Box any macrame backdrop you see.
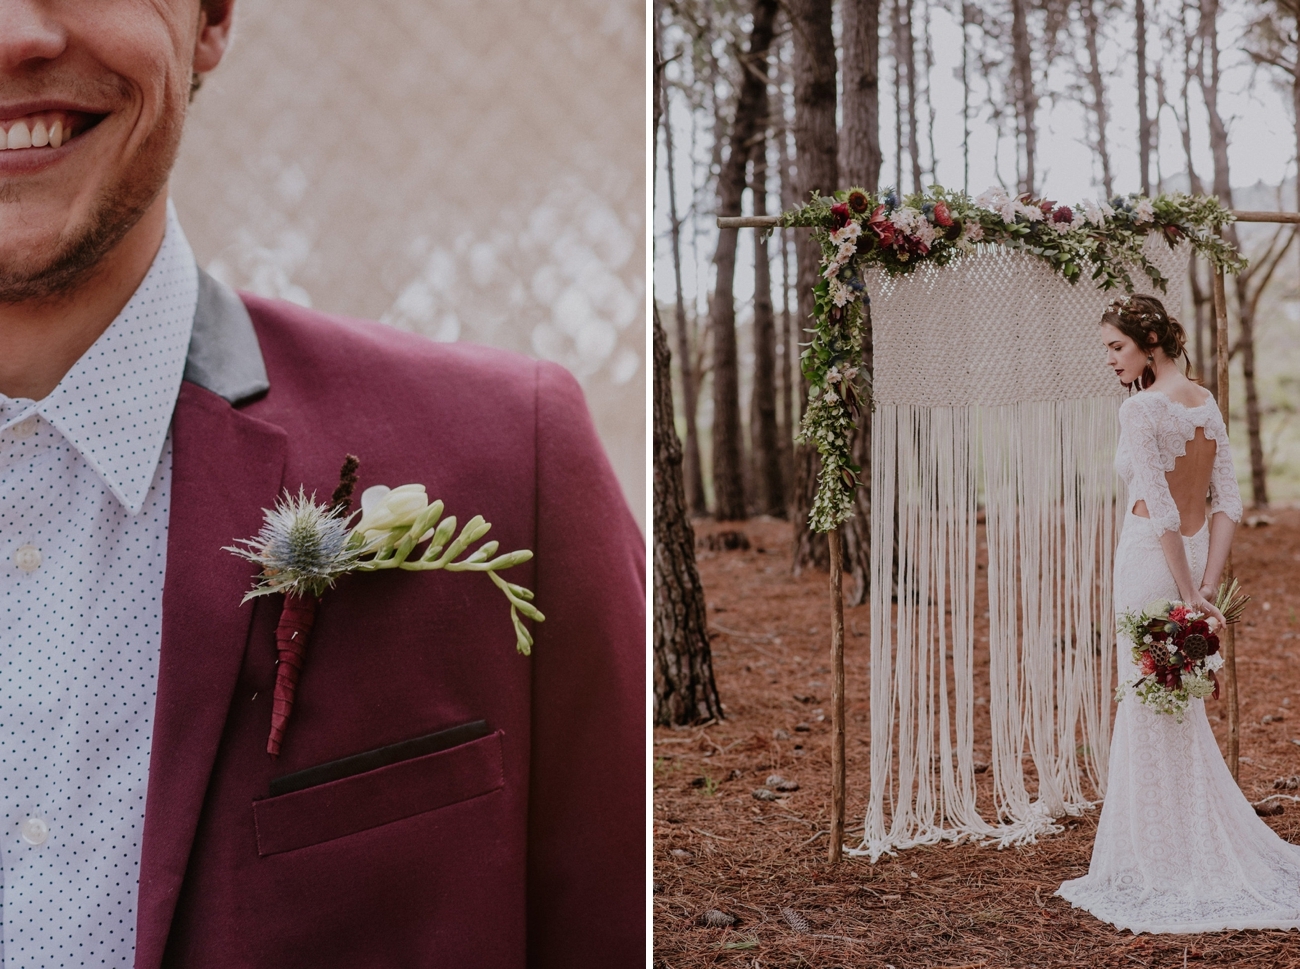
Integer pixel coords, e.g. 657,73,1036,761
853,237,1189,861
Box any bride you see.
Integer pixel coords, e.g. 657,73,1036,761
1057,295,1300,933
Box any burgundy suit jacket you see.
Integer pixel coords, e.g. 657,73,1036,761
134,273,645,967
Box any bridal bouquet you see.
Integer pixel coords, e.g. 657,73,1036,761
1117,580,1250,720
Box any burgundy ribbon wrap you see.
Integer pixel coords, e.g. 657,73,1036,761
268,593,320,757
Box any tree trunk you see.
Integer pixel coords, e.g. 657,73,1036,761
892,0,905,190
707,0,780,521
1201,0,1268,507
789,0,838,571
654,306,724,725
1010,0,1037,194
1081,0,1114,197
659,13,708,515
903,0,922,193
1294,25,1300,286
835,0,880,602
750,108,785,517
840,0,882,189
1233,299,1269,507
777,55,797,502
1136,0,1152,195
961,1,971,191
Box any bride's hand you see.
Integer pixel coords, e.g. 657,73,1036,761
1190,594,1227,630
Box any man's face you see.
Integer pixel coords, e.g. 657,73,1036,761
0,0,229,303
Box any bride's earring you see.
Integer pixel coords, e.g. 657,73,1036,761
1141,352,1156,389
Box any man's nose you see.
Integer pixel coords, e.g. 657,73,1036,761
0,1,67,74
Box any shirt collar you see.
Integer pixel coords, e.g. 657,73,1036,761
26,204,198,515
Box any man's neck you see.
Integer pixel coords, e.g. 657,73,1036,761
0,195,171,402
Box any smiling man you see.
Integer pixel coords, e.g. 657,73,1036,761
0,2,645,967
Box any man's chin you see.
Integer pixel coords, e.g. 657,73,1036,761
0,197,154,305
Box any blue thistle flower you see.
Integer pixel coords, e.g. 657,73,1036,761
227,490,363,601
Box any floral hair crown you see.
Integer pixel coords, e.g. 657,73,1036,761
1108,296,1161,327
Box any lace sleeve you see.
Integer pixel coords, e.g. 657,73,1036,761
1118,399,1181,535
1208,420,1244,523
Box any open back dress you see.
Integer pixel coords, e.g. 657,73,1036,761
1057,388,1300,933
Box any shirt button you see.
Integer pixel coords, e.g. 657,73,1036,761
8,415,37,438
13,545,41,572
20,817,48,846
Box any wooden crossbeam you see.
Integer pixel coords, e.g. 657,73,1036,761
719,210,1300,229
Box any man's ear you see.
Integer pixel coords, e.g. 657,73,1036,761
193,0,234,75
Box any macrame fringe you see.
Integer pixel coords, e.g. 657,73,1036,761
854,399,1121,862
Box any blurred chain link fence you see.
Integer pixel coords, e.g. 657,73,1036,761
172,0,645,527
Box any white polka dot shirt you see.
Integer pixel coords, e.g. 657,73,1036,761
0,206,197,968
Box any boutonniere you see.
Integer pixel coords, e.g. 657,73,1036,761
226,456,543,756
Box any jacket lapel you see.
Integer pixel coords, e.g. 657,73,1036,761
134,280,285,969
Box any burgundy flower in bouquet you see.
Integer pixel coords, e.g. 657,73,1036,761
830,202,851,228
868,206,896,248
1118,581,1250,721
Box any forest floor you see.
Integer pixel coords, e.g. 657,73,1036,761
653,509,1300,969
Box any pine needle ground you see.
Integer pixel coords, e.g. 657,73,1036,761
654,511,1300,969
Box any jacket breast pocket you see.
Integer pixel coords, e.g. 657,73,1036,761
252,729,505,856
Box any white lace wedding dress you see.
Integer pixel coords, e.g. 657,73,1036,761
1057,388,1300,933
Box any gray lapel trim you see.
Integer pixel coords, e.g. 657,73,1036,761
183,268,270,405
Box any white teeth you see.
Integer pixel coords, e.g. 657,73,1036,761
30,120,48,148
49,120,63,148
7,121,31,150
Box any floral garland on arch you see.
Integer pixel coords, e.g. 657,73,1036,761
776,186,1246,532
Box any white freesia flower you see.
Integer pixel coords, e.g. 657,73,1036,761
1205,652,1225,672
1134,198,1156,223
355,483,430,537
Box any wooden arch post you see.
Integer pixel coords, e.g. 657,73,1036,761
1211,209,1300,782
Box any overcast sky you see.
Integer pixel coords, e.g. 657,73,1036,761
654,4,1297,311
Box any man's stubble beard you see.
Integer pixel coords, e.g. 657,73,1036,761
0,93,188,306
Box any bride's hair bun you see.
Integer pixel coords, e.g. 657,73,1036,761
1101,294,1188,363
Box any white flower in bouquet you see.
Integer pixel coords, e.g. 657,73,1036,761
1082,199,1113,225
830,221,861,244
913,219,938,247
1018,200,1045,222
1133,198,1156,223
889,206,923,233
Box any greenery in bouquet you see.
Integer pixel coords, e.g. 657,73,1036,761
1213,576,1252,625
776,185,1245,534
1117,599,1227,721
